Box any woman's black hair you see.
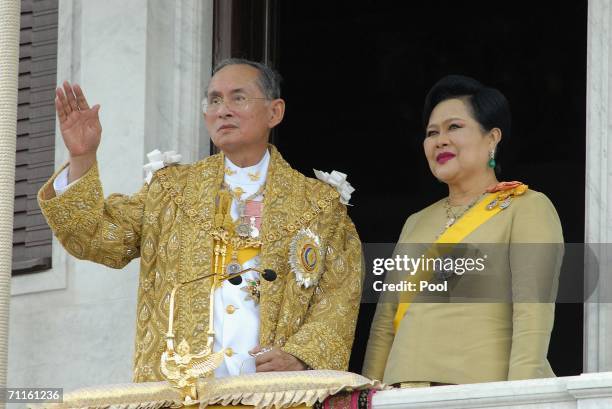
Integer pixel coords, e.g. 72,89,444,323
422,75,511,173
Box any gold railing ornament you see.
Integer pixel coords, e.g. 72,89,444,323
160,267,277,404
160,275,223,403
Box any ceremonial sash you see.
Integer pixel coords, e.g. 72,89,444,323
226,245,260,265
392,192,502,333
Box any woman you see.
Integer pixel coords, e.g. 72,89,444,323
362,75,564,386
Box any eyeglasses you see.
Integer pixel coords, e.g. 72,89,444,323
202,95,268,114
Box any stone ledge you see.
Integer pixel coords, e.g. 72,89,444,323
372,372,612,409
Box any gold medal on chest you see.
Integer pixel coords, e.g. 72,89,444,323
289,228,325,288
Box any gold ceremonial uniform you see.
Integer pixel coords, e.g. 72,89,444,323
38,146,363,382
362,189,563,385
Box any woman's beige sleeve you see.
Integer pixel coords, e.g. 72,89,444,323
508,191,564,380
362,214,419,381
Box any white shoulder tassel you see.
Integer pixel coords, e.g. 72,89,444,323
143,149,182,184
313,169,355,205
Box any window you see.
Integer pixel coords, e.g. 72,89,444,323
13,0,58,275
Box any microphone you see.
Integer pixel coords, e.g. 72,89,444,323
180,268,278,287
228,275,243,285
262,269,277,281
164,267,278,361
226,268,278,286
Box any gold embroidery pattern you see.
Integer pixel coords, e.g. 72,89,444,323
38,146,362,382
248,171,260,181
37,163,144,268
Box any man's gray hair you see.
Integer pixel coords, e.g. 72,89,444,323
212,58,282,99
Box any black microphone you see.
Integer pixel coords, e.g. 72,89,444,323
228,275,243,285
262,269,277,281
226,268,278,285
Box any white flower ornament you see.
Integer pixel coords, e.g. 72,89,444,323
143,149,182,184
313,169,355,205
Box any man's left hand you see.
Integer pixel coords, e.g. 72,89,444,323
250,346,307,372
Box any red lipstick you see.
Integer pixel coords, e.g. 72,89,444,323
436,152,456,164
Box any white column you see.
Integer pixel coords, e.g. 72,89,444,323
585,0,612,374
144,0,212,163
0,0,20,400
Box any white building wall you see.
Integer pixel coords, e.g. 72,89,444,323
7,0,212,392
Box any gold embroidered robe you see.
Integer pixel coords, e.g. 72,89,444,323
38,146,363,382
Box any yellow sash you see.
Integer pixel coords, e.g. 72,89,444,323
391,192,502,333
213,188,261,273
226,245,260,266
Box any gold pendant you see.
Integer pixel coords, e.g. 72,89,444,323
226,251,242,276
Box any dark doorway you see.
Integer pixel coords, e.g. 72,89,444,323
213,0,587,377
275,1,586,377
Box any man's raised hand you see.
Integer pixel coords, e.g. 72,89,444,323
55,81,101,182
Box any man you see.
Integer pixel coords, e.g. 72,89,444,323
38,59,363,382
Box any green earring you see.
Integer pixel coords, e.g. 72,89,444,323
488,150,496,168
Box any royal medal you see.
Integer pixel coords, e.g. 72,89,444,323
241,278,261,304
236,223,251,238
225,251,242,277
226,261,242,276
249,216,260,238
289,228,324,288
499,197,512,210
